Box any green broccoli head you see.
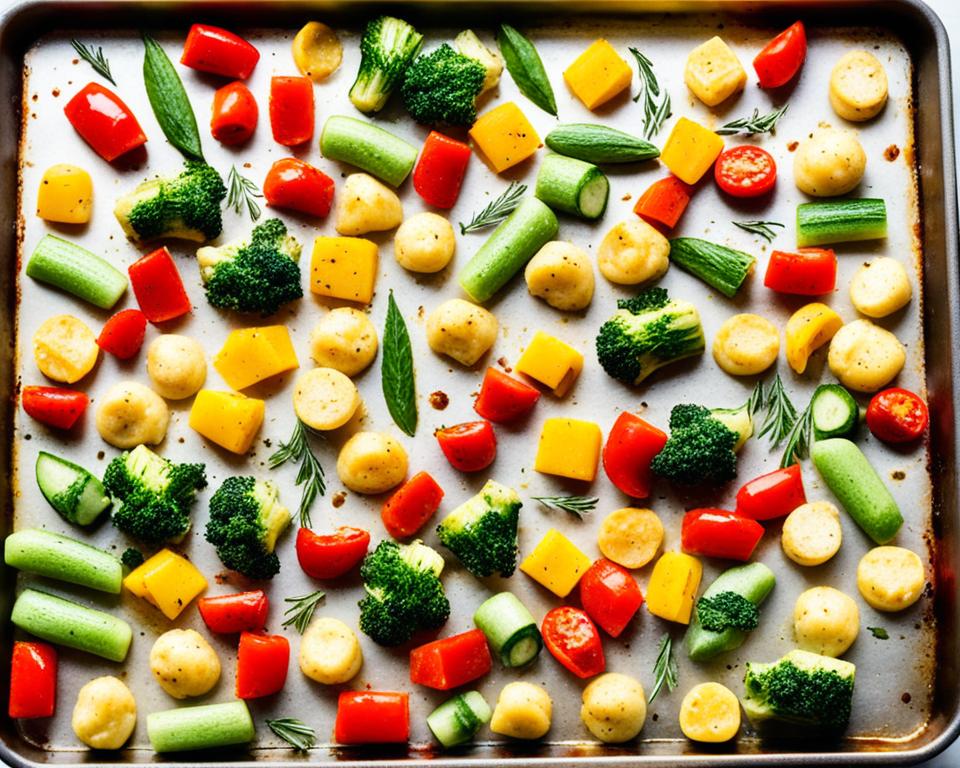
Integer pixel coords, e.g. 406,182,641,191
695,591,759,632
121,547,145,570
359,539,450,646
401,44,487,126
437,480,521,578
743,649,856,731
103,445,207,545
197,218,303,316
349,15,424,113
205,476,292,580
595,287,705,386
114,161,226,243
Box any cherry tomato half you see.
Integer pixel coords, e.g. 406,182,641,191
435,421,496,472
753,21,807,89
714,146,777,198
866,387,929,444
296,526,370,579
541,606,605,679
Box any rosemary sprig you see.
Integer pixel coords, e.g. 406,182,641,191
268,420,325,528
780,398,814,468
460,182,527,234
648,633,678,704
266,718,317,751
734,220,784,243
226,165,263,222
756,374,798,448
717,103,789,136
747,378,766,417
629,48,671,140
281,590,326,634
532,495,599,520
71,39,116,85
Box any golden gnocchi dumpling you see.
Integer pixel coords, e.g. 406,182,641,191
581,673,646,743
793,586,859,657
793,126,866,197
426,298,498,367
678,682,740,743
597,507,663,569
96,380,170,448
827,319,905,392
309,307,378,377
597,219,670,285
336,431,408,494
849,257,912,318
146,335,207,400
394,212,456,273
712,313,780,376
490,681,552,740
830,50,888,122
684,36,746,107
33,314,99,383
857,546,925,612
150,629,221,699
292,21,342,82
293,367,361,431
335,173,403,236
299,617,363,684
781,501,843,566
72,676,136,750
524,241,594,311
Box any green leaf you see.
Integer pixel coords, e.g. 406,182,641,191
497,25,557,116
867,626,890,640
266,718,316,751
382,292,417,436
143,34,203,161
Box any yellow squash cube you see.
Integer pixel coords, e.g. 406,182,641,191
535,418,602,482
189,389,265,454
520,529,593,597
213,325,299,391
469,102,541,174
515,331,583,396
564,39,632,110
37,164,93,224
646,551,703,624
310,236,378,305
123,549,177,606
684,36,746,107
660,117,725,185
124,549,207,620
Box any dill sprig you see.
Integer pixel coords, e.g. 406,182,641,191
756,374,798,448
226,165,263,222
266,718,316,751
717,103,789,136
734,220,784,243
532,495,599,520
648,633,678,704
71,39,116,85
629,48,671,140
460,182,527,234
268,419,325,528
780,399,814,468
281,590,325,634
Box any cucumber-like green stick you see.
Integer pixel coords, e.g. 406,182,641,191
25,234,128,309
147,701,255,752
5,529,122,594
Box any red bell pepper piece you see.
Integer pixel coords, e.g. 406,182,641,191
335,691,409,744
63,82,147,162
270,76,314,147
296,526,370,579
866,387,930,444
197,590,268,634
181,24,260,80
128,247,192,323
735,464,806,521
263,158,335,217
633,176,691,230
473,367,541,423
436,421,496,472
9,641,57,718
413,131,472,209
753,21,807,89
236,632,289,699
541,606,605,679
409,628,492,690
681,509,764,561
210,81,258,145
382,472,444,539
764,248,837,296
602,412,668,499
97,308,147,359
21,386,88,430
579,559,644,638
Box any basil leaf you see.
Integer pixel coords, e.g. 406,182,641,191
497,24,557,116
143,34,203,161
382,292,417,436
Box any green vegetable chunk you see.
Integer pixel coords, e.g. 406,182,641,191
35,451,111,526
668,237,756,298
534,154,609,220
797,199,887,247
320,115,418,187
437,480,521,577
427,691,492,748
381,292,417,437
143,34,203,161
26,235,128,310
5,529,122,594
474,591,542,668
696,592,759,632
349,15,423,114
545,124,660,163
147,701,255,752
810,383,859,440
401,44,486,126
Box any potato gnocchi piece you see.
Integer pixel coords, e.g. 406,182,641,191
597,219,670,286
849,257,912,318
781,501,843,566
336,431,408,495
597,507,663,569
72,676,136,750
857,546,925,612
150,629,221,699
490,681,552,740
292,21,342,82
299,616,363,684
828,319,905,393
793,586,859,658
394,212,456,273
147,335,207,400
793,126,866,197
678,682,740,743
335,173,403,236
829,50,888,122
293,367,361,431
684,36,746,107
96,380,170,448
426,298,498,367
712,313,780,376
524,241,594,311
33,314,99,383
581,673,646,743
309,308,379,377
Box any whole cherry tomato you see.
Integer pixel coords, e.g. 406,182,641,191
211,81,258,145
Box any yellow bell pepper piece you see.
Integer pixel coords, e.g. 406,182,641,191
310,236,378,305
646,551,703,624
213,325,299,391
37,164,93,224
520,529,593,598
785,302,843,374
660,117,724,185
123,549,177,606
189,390,265,454
515,331,583,396
563,39,632,110
124,549,207,619
535,418,602,482
469,102,541,174
684,37,746,107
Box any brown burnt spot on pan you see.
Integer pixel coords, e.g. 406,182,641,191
902,692,912,704
214,572,232,585
428,391,449,410
497,356,511,372
787,140,799,152
50,88,59,98
884,144,901,161
621,193,632,201
332,490,347,508
891,469,906,481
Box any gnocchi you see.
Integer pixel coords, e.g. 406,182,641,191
426,298,498,367
678,682,740,743
293,367,361,431
793,586,859,657
149,629,221,699
712,313,780,376
684,36,746,107
781,501,843,566
597,507,663,569
849,257,912,318
580,673,646,743
292,21,342,82
96,380,170,448
524,241,595,311
335,173,403,236
309,308,378,377
490,681,552,740
829,50,888,122
299,617,363,684
597,219,670,285
336,431,408,494
793,126,866,197
857,546,925,612
394,212,456,273
33,314,99,383
828,319,906,393
146,335,207,400
72,676,137,750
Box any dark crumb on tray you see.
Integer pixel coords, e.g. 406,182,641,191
429,391,449,410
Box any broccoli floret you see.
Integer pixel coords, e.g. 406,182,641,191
437,480,521,577
401,44,487,126
696,591,759,632
359,539,450,646
650,402,754,486
197,218,302,316
103,445,207,545
595,287,706,386
205,476,292,580
454,30,503,94
742,649,856,731
121,547,145,570
349,15,424,114
114,161,226,243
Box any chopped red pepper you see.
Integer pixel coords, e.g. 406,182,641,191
9,641,57,719
715,146,777,198
197,590,268,634
541,606,605,679
296,526,370,580
413,131,472,209
633,176,692,230
236,631,289,699
409,628,492,690
602,412,668,499
436,421,496,472
764,248,837,296
63,82,147,162
210,81,258,145
681,509,764,561
866,387,930,444
21,386,88,430
735,464,806,521
97,308,147,359
579,559,644,638
270,76,314,147
128,247,192,323
382,472,444,539
335,691,409,744
181,24,260,80
473,367,541,423
753,22,807,89
263,158,335,218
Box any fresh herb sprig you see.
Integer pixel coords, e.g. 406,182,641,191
756,374,798,448
226,166,263,222
268,420,325,528
532,495,599,520
868,626,890,640
717,103,789,136
780,398,814,468
497,25,558,116
266,718,317,751
71,40,116,85
734,220,784,243
281,590,326,634
648,633,678,704
382,292,417,436
629,48,671,140
460,182,527,234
